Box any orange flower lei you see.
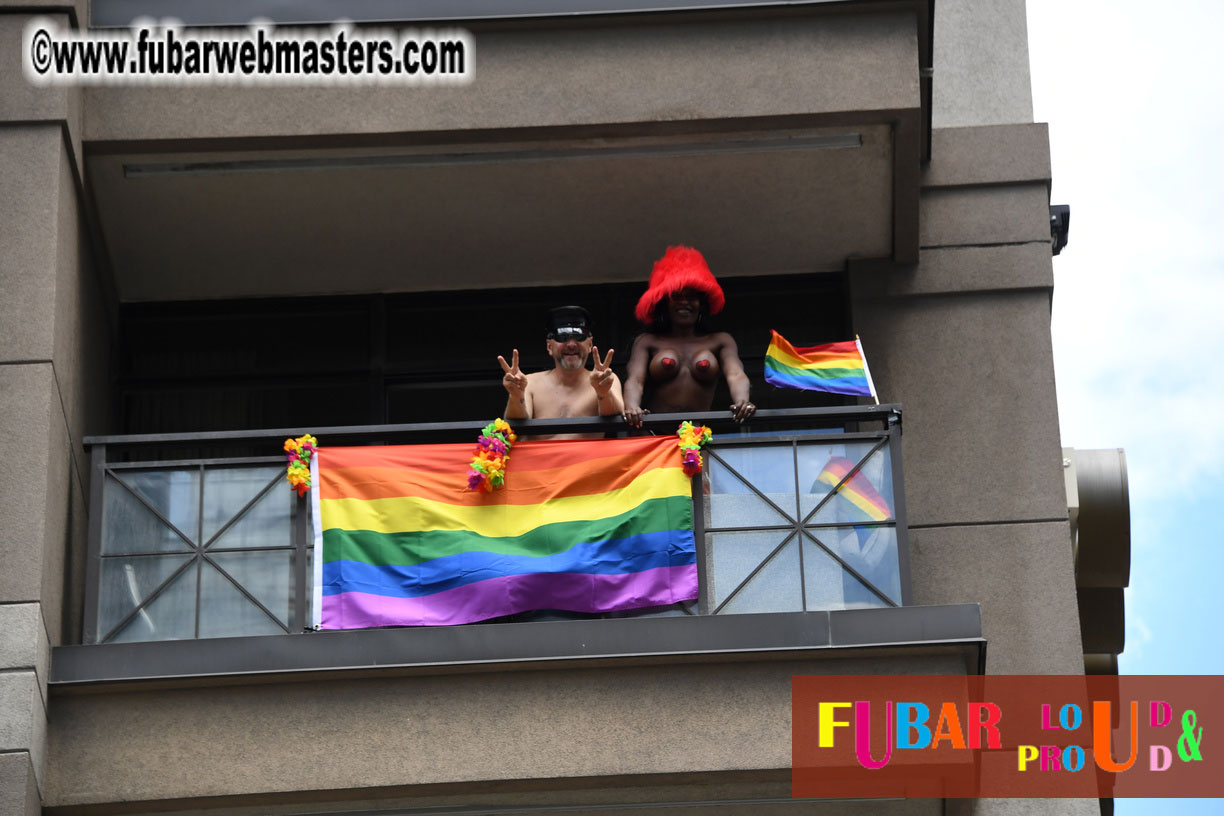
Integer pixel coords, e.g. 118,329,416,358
467,419,516,492
677,421,713,476
284,434,317,496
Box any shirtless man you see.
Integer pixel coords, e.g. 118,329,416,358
498,306,625,439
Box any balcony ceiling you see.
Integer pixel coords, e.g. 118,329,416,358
87,123,897,302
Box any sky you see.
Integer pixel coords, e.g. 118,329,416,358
1026,1,1224,811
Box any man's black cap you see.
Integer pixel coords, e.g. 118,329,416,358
546,306,592,338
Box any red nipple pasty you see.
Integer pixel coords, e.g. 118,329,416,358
649,350,682,381
691,351,720,382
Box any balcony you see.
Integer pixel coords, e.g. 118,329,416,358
57,405,984,685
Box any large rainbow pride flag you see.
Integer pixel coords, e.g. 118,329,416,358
311,436,697,628
763,331,877,398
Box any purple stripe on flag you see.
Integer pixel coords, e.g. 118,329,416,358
320,564,699,628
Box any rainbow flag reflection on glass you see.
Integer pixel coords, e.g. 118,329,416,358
813,456,891,524
813,455,892,550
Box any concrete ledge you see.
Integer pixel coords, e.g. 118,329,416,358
38,771,942,816
850,243,1054,298
51,604,983,687
919,183,1051,248
46,648,975,806
84,11,919,142
91,0,909,27
923,123,1051,189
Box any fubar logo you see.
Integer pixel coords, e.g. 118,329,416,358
792,675,1217,798
815,700,1002,768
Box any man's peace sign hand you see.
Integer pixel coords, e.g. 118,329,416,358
498,349,528,396
589,347,615,396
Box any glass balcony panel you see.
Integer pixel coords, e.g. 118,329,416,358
705,447,795,527
798,444,895,524
201,465,284,545
707,529,793,609
102,473,194,553
708,444,795,494
98,553,193,639
109,564,198,643
209,550,293,626
715,536,802,615
117,468,200,541
207,481,293,551
802,529,899,610
198,561,286,639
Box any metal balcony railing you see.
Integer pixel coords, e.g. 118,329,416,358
82,405,908,644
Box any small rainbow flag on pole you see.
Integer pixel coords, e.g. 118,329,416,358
763,331,877,400
311,436,697,628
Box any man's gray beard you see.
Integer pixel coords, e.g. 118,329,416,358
558,354,586,371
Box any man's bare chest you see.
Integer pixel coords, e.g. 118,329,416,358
533,380,598,418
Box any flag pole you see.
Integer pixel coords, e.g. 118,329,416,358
855,334,880,405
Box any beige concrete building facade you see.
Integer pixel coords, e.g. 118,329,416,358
1,1,1112,814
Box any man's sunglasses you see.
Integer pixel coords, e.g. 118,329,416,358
551,326,590,342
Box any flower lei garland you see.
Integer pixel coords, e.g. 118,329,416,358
284,434,317,496
468,418,516,492
677,421,714,476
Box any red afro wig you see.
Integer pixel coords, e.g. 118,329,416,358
634,246,725,325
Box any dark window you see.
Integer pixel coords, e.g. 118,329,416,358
117,273,850,435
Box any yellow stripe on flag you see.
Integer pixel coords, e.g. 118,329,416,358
319,465,690,537
766,338,864,371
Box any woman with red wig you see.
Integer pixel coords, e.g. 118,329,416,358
622,246,755,427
